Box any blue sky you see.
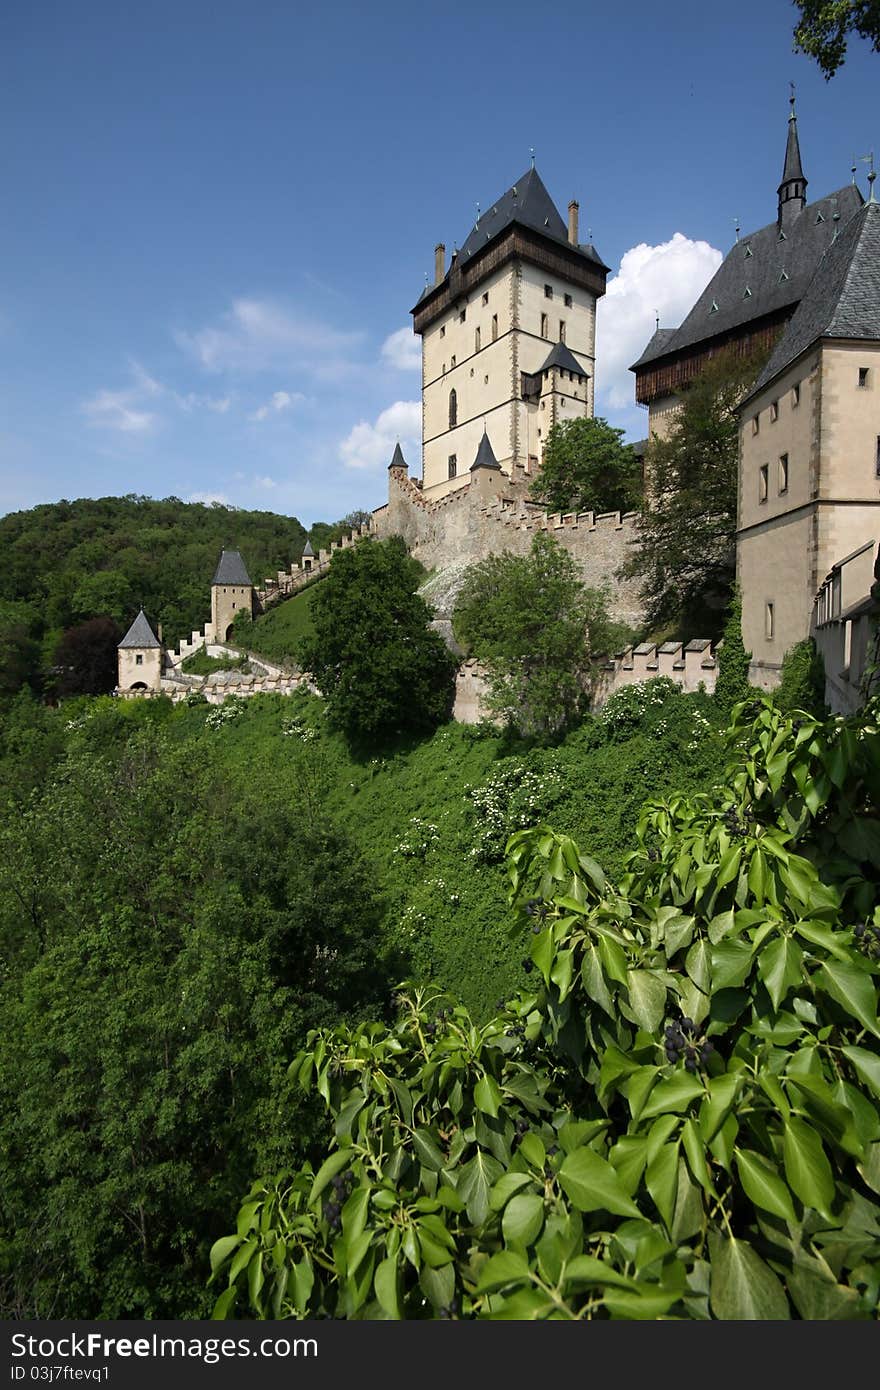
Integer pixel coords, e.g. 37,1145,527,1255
1,1,876,527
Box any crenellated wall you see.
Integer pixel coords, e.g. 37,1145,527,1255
375,463,645,629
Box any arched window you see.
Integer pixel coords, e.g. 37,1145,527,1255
449,388,457,429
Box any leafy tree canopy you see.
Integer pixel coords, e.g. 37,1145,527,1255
453,532,628,739
212,693,880,1321
793,1,880,78
298,536,456,745
624,349,765,641
530,417,643,516
52,617,122,697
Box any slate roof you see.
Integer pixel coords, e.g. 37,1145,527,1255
119,609,161,649
211,549,252,585
631,184,864,370
302,539,315,558
470,431,502,471
538,340,590,377
750,198,880,395
388,441,408,470
455,167,610,273
780,112,806,190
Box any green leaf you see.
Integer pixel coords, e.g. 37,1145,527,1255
735,1148,797,1222
412,1127,445,1172
714,845,742,889
209,1234,241,1277
458,1150,503,1225
815,961,880,1039
710,939,753,990
598,933,629,986
620,1066,659,1122
247,1250,264,1311
787,1263,864,1321
558,1147,640,1218
309,1148,352,1203
581,943,613,1014
681,1117,713,1194
645,1141,679,1229
502,1193,545,1248
639,1071,705,1121
211,1285,237,1319
474,1073,503,1118
840,1045,880,1102
550,948,574,1000
685,938,711,993
490,1172,534,1211
564,1255,637,1290
783,1116,835,1216
699,1073,742,1143
517,1131,546,1170
857,1141,880,1197
374,1256,401,1319
608,1136,649,1194
603,1285,682,1319
475,1248,531,1294
290,1255,314,1313
708,1231,790,1319
419,1262,455,1310
758,936,804,1010
626,969,667,1033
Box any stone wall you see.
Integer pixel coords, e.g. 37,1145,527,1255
376,464,645,629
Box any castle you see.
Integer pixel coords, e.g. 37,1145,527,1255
119,104,880,715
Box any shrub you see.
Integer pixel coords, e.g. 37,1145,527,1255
775,638,827,718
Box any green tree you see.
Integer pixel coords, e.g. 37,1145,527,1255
713,590,753,712
52,617,122,696
0,600,41,696
793,1,880,78
453,532,624,738
298,537,456,745
530,417,642,516
775,637,828,717
624,349,765,640
212,694,880,1321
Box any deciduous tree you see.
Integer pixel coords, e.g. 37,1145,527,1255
793,1,880,78
530,417,642,516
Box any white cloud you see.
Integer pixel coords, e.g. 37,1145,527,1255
254,474,277,489
595,234,723,411
381,326,421,371
189,491,231,506
81,388,157,434
250,389,306,422
339,400,421,471
175,297,364,375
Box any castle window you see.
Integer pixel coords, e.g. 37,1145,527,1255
759,464,769,502
752,415,760,436
564,293,573,307
858,367,869,388
484,374,489,384
778,453,789,494
450,355,456,368
541,313,548,337
459,308,466,323
765,602,775,640
491,314,498,341
135,654,143,666
440,326,445,338
475,327,481,352
559,320,566,343
442,362,446,374
876,437,880,477
448,388,457,429
544,284,553,299
770,400,779,421
482,292,489,306
792,383,800,406
448,454,457,479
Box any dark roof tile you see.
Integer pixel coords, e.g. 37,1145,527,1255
119,609,161,649
212,549,252,585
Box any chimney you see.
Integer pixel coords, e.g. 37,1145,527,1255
434,243,446,285
568,200,579,245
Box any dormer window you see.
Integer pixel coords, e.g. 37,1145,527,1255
778,230,787,241
816,211,825,223
743,287,752,299
779,269,789,283
709,300,719,314
744,243,753,257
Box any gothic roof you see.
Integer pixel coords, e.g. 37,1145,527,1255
779,110,807,193
749,198,880,396
455,167,609,273
119,608,161,649
388,442,407,470
211,549,252,585
538,340,590,377
631,183,864,372
302,539,315,557
470,431,502,471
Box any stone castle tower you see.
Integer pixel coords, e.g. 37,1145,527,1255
210,549,253,642
412,165,609,497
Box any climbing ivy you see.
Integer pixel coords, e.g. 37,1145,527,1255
210,695,880,1319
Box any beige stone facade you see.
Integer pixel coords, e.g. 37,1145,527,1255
211,581,253,643
738,339,880,686
117,643,163,692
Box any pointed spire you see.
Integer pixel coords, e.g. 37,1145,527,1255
388,441,407,471
119,608,161,649
469,429,501,472
778,88,808,227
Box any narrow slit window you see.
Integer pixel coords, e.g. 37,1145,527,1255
540,312,548,337
475,327,481,352
858,367,869,388
759,464,769,502
792,383,800,407
448,454,457,479
765,602,775,640
491,313,498,341
559,320,566,343
778,453,789,494
770,400,779,421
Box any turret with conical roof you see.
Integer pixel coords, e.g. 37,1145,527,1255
210,549,253,642
778,92,808,228
117,608,163,692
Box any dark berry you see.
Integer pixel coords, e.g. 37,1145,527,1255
685,1057,698,1073
522,959,534,973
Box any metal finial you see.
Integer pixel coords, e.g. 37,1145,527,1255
424,272,429,287
789,81,796,115
475,202,480,225
530,147,535,168
654,309,659,330
735,216,740,241
588,226,593,241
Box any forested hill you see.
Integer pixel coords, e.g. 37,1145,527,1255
0,494,312,688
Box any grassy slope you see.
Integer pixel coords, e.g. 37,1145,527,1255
163,682,725,1017
244,585,320,668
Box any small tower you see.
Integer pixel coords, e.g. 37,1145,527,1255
117,609,163,693
468,428,504,498
211,549,253,643
301,539,315,573
778,91,808,228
